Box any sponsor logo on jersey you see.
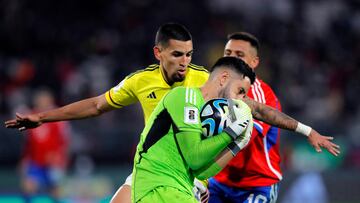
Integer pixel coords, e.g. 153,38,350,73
184,107,198,124
147,91,157,99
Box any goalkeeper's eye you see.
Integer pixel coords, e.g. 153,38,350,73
239,88,245,95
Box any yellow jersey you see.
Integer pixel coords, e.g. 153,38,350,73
105,63,209,123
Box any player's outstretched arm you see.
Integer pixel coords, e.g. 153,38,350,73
242,97,297,130
308,129,340,155
242,97,341,156
5,94,115,131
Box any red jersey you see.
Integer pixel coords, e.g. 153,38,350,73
214,78,282,187
23,121,70,168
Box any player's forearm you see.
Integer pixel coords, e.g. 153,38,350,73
193,161,222,180
243,97,298,131
176,131,232,170
193,146,240,180
38,96,106,123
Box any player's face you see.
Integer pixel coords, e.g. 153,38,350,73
219,73,252,100
156,39,193,84
224,39,259,69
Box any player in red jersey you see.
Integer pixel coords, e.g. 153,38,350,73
208,32,289,203
20,89,70,201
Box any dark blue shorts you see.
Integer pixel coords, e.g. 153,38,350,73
208,178,279,203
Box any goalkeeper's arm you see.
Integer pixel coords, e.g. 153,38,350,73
193,122,253,180
176,99,253,172
177,130,249,179
175,130,233,171
192,147,235,180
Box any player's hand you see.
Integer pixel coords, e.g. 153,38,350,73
227,118,253,155
4,113,42,131
307,129,340,156
193,179,209,203
199,187,209,203
224,99,252,140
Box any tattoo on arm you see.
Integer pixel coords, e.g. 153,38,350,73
243,97,298,131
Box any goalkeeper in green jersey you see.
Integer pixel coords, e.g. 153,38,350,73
132,56,256,203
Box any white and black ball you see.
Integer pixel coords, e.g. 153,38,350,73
200,98,230,138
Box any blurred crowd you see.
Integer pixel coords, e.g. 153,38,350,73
1,0,360,173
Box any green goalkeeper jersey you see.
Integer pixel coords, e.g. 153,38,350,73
132,87,233,202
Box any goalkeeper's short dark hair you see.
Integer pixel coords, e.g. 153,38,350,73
155,23,192,48
210,57,256,84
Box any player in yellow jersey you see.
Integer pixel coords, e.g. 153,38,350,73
105,63,208,123
5,23,340,203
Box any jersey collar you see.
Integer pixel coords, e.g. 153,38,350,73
159,65,187,88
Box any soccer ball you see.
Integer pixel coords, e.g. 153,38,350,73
200,98,230,138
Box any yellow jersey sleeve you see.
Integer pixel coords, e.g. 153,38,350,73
105,75,139,108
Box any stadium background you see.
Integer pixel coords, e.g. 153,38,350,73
0,0,359,202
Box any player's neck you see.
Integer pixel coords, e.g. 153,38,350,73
160,65,174,86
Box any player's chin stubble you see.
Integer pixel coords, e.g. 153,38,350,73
173,74,185,82
218,85,230,99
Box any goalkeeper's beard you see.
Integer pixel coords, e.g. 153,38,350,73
218,85,231,99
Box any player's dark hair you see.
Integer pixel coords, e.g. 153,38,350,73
211,57,256,84
155,23,192,47
227,32,260,54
